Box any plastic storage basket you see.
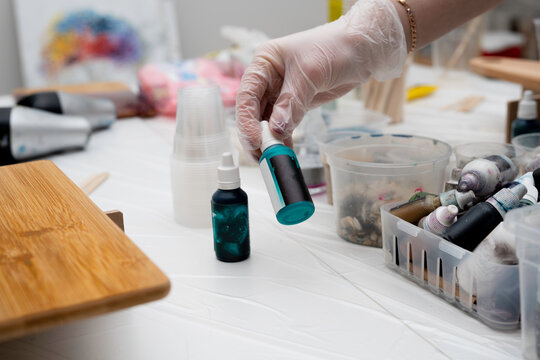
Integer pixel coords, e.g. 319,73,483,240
512,204,540,359
381,201,520,330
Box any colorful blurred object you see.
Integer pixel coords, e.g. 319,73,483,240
406,85,438,101
41,10,142,76
138,59,242,117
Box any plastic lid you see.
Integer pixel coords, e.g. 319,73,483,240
276,201,315,225
517,90,537,120
260,120,282,152
217,152,240,190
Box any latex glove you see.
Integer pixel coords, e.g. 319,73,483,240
236,0,407,156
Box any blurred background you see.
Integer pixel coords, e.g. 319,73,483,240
0,0,538,93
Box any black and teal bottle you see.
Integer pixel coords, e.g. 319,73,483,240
211,152,250,262
258,120,314,225
511,90,539,139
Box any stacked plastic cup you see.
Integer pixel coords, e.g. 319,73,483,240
170,85,232,228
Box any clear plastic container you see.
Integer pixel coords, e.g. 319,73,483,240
327,134,451,247
511,204,540,358
512,133,540,172
381,202,521,330
453,142,525,170
323,108,390,132
317,130,370,204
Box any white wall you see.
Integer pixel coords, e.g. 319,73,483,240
0,0,326,94
0,0,23,94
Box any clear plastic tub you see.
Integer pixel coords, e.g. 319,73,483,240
381,202,520,330
317,130,371,205
453,142,525,169
323,108,390,132
327,134,451,247
512,133,540,173
511,204,540,359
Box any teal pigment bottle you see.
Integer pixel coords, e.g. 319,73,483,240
511,90,539,139
259,121,315,225
211,152,250,262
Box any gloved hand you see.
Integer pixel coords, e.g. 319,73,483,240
236,0,407,157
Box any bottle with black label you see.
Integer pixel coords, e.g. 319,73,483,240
258,121,314,225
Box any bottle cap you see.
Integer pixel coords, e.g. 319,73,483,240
424,205,458,235
217,152,240,190
454,190,475,210
520,175,538,205
517,90,537,120
437,205,459,226
260,120,282,152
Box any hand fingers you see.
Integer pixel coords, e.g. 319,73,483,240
236,42,285,152
268,55,318,140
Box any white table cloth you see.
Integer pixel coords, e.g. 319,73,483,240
0,66,525,359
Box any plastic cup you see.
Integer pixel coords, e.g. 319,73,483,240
170,158,221,228
175,85,226,138
171,85,232,228
323,108,390,132
453,142,525,171
327,134,451,247
512,133,540,172
317,130,370,204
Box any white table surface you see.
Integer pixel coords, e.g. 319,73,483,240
0,67,526,359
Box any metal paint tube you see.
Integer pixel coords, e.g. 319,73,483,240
0,106,91,164
18,91,116,130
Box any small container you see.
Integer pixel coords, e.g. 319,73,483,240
211,152,250,262
512,133,540,172
453,142,524,170
511,90,540,139
327,134,451,247
293,109,327,195
259,121,314,225
381,201,520,330
510,204,540,359
323,107,390,132
317,130,370,205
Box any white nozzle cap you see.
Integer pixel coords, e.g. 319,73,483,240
260,120,282,152
217,152,240,190
520,175,538,205
517,90,537,120
436,205,459,226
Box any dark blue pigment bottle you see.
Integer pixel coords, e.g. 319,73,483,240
511,90,539,139
211,152,250,262
258,120,314,225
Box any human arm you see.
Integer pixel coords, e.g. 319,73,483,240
236,0,506,158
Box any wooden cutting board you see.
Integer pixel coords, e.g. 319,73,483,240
470,57,540,91
0,160,170,342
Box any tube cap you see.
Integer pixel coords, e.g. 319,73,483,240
217,152,240,190
517,90,537,120
276,201,315,225
260,120,282,152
